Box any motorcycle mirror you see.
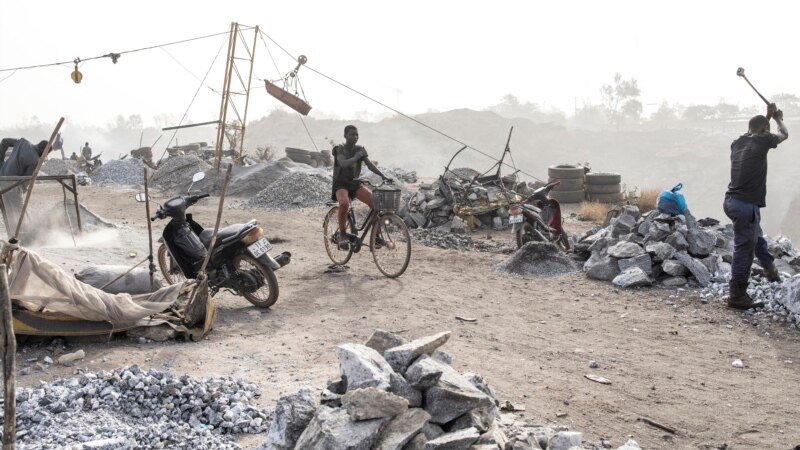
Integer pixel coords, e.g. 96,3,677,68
135,192,148,202
192,172,206,183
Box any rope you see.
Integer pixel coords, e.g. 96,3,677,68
0,27,253,73
299,116,319,152
0,69,18,84
258,32,284,80
159,47,221,94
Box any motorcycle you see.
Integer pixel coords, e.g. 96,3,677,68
83,153,103,173
509,180,570,251
136,172,291,308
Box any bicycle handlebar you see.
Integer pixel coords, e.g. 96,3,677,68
355,178,393,188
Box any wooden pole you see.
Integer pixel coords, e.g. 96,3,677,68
12,117,65,243
198,164,232,275
144,168,155,288
237,25,259,165
214,22,236,170
0,264,17,449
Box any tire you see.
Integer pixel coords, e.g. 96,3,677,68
587,192,625,203
370,213,411,278
585,183,622,194
323,206,353,265
158,244,187,285
549,177,584,191
556,230,571,252
232,253,279,308
585,172,621,185
515,220,548,249
548,164,585,179
550,190,585,203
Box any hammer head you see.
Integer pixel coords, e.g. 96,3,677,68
737,67,745,77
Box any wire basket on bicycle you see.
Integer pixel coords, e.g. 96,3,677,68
373,185,402,212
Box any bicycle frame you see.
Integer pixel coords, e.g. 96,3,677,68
347,207,378,246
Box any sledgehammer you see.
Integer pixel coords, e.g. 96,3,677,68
736,67,770,106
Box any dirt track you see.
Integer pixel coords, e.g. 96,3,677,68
17,185,800,450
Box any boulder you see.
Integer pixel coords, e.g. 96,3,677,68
447,402,497,433
585,255,621,281
366,329,408,354
547,431,583,450
423,360,494,424
295,406,388,450
423,427,480,450
342,387,409,421
646,221,671,242
618,253,653,275
461,373,497,401
673,251,712,287
337,343,396,391
645,242,675,262
606,242,644,259
405,356,444,389
662,260,687,277
390,372,423,407
373,408,431,450
263,388,318,450
611,212,638,237
780,277,800,315
661,276,688,287
612,267,652,288
421,422,445,440
665,232,689,251
701,255,719,275
474,423,509,449
384,331,451,373
403,433,428,450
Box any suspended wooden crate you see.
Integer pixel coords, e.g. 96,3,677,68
265,81,312,116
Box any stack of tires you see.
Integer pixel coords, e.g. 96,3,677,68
285,147,318,167
585,172,623,203
547,164,585,203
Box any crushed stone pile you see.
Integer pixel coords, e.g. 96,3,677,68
41,158,80,176
374,166,418,184
90,158,146,186
187,161,294,197
256,329,636,450
1,365,269,449
573,205,800,327
245,172,331,209
497,242,580,277
411,228,512,253
149,155,211,190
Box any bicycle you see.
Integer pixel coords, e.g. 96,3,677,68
322,179,411,278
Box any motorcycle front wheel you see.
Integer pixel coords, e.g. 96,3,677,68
232,253,279,308
158,244,187,285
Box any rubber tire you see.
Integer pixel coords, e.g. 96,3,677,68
323,206,354,265
370,213,411,278
586,183,622,194
550,190,585,203
585,172,621,185
587,192,625,203
548,164,585,179
158,244,186,285
549,178,584,191
232,253,279,308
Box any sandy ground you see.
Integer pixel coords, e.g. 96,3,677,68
11,185,800,450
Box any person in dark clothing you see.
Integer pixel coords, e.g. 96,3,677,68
0,138,49,234
724,103,788,310
82,142,92,160
331,125,388,250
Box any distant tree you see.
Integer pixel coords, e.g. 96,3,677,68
488,94,566,124
600,73,641,124
572,103,608,129
650,101,680,122
682,105,716,121
715,101,740,120
770,93,800,116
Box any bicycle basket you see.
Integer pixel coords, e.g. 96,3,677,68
373,186,402,212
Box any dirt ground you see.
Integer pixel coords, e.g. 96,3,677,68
12,185,800,450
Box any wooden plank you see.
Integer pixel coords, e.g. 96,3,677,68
1,264,17,449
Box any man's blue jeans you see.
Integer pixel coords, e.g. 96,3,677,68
723,196,774,284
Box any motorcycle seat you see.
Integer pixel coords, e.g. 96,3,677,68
198,223,251,248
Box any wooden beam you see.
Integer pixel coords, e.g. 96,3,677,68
1,264,17,449
161,120,220,131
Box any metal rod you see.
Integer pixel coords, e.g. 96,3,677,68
161,120,220,131
61,182,76,246
72,175,82,232
144,168,155,288
198,164,233,275
214,22,237,170
99,257,148,291
237,24,258,165
1,264,18,449
12,117,65,243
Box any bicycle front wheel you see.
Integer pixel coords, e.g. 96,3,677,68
370,213,411,278
323,206,353,265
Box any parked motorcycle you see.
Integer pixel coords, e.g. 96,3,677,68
83,153,103,173
509,180,570,251
136,172,291,308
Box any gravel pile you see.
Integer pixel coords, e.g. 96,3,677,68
91,158,146,186
497,242,580,277
410,228,512,253
150,155,210,190
380,167,417,184
2,365,269,449
245,172,331,209
42,158,79,176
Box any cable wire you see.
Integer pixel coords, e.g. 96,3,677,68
159,47,221,95
298,115,319,152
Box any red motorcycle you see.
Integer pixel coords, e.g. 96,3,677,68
509,180,570,251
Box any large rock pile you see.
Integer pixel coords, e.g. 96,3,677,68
245,172,332,209
91,158,146,186
1,365,269,449
257,330,630,450
42,158,80,176
150,155,211,190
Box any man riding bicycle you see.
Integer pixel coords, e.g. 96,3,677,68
331,125,389,250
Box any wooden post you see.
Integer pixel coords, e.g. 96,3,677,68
144,168,155,288
0,264,17,449
198,164,232,275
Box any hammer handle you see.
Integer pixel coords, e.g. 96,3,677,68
743,75,770,105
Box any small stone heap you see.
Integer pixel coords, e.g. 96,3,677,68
245,172,332,210
0,365,269,449
91,158,146,186
497,242,580,277
149,155,211,190
257,330,627,450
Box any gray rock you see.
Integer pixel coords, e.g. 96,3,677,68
585,255,621,281
781,277,800,315
530,427,556,449
475,423,509,448
373,408,431,450
421,422,445,440
342,387,409,421
674,251,712,287
405,357,444,389
390,372,423,407
506,432,543,450
618,253,653,275
337,343,397,391
263,388,318,450
366,329,408,354
701,255,720,275
402,433,428,450
662,259,688,276
615,439,642,450
665,232,689,251
662,276,688,287
606,242,645,259
611,212,638,237
461,373,497,401
384,331,451,373
431,351,453,365
423,360,494,424
294,406,388,450
646,221,671,242
423,427,480,450
447,402,497,433
547,431,582,450
612,267,652,288
645,242,675,262
685,213,716,256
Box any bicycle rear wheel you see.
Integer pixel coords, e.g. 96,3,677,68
370,213,411,278
323,206,353,265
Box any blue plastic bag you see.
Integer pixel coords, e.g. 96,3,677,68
657,183,688,215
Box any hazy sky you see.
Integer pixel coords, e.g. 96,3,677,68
2,0,799,129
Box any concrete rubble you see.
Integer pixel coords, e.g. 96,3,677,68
257,329,640,450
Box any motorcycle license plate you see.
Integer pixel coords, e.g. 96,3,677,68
509,214,524,224
247,237,273,258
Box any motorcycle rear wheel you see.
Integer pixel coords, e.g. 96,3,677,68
158,244,187,285
232,253,279,308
